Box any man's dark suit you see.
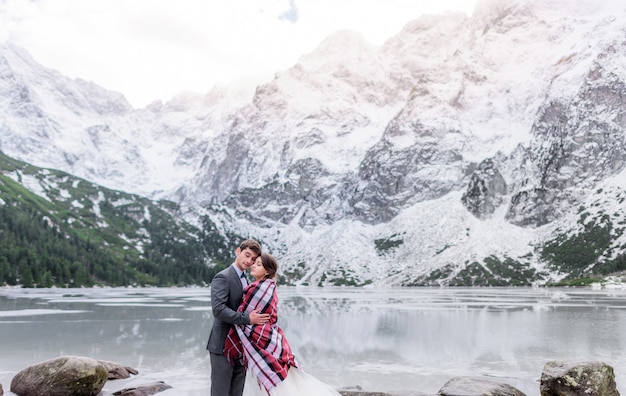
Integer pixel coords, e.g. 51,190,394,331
207,264,250,396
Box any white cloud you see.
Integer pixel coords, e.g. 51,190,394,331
1,0,475,108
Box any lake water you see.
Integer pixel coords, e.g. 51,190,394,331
1,286,625,395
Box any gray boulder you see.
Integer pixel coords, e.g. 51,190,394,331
438,376,526,396
112,381,172,396
540,360,619,396
10,355,108,396
97,360,139,380
340,392,430,396
340,392,393,396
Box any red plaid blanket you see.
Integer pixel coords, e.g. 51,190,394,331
224,278,298,391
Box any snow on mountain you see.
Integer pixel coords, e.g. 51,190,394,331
0,41,253,198
2,0,626,286
196,0,626,285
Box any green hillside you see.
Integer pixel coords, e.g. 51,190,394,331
0,151,237,287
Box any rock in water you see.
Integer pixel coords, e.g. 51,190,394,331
97,360,139,380
112,381,173,396
540,360,619,396
438,376,527,396
10,356,108,396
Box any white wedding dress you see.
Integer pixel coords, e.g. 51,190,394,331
243,366,341,396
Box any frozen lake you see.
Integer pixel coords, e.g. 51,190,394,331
1,286,625,395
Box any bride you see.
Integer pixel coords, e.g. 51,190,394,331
224,253,341,396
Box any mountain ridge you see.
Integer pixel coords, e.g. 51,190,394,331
2,0,626,286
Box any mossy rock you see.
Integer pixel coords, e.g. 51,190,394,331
10,356,108,396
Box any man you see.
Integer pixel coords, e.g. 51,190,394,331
207,239,270,396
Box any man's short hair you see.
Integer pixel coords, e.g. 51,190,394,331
239,239,261,255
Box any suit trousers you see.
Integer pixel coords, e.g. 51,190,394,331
210,352,246,396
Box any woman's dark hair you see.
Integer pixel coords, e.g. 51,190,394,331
260,253,278,280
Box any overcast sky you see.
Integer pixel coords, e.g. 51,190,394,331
1,0,476,108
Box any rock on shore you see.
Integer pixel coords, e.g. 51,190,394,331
97,360,139,380
438,376,526,396
112,381,172,396
540,360,619,396
339,360,620,396
10,356,108,396
5,356,621,396
8,356,171,396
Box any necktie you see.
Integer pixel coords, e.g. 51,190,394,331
240,272,248,287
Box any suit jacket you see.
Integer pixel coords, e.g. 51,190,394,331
207,264,250,354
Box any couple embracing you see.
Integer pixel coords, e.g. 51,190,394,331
206,239,340,396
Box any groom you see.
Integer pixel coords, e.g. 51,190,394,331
207,239,270,396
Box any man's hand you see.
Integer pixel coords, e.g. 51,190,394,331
249,309,270,325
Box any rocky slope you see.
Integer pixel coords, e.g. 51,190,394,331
2,0,626,286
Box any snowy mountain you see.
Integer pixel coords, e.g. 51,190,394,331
2,0,626,286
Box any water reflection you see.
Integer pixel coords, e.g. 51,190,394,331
0,286,625,396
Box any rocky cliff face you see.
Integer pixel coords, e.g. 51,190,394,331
2,0,626,286
506,59,626,227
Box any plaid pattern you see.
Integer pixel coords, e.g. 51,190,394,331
224,279,298,391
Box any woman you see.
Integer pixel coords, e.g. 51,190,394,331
224,253,341,396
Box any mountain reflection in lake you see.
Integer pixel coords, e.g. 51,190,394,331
1,286,625,396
